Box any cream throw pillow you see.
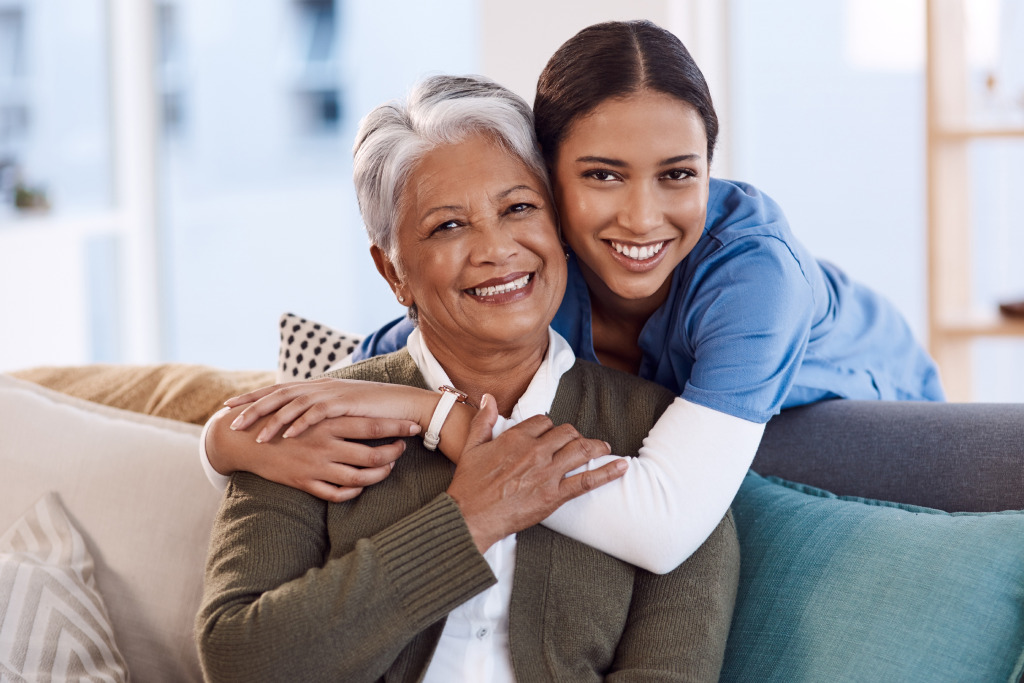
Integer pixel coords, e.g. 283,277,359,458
0,493,128,682
0,374,220,682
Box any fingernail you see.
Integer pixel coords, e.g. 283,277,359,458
409,424,421,435
389,461,396,469
256,429,268,443
480,394,489,410
604,441,611,451
230,415,243,430
615,460,628,472
282,427,294,439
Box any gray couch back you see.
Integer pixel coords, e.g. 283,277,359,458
753,401,1024,512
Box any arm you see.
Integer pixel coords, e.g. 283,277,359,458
541,399,763,574
196,475,494,682
200,380,473,501
607,511,740,681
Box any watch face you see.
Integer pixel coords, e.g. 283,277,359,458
439,385,469,402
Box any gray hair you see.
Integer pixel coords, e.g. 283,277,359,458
352,74,550,262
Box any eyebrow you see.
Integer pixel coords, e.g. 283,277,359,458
496,184,541,200
574,154,703,167
419,185,541,223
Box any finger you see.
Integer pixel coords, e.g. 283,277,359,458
552,436,612,472
252,390,349,442
325,462,395,488
326,439,407,469
287,414,420,441
464,393,498,451
559,459,628,502
232,386,317,432
531,422,587,455
500,413,556,439
224,382,302,408
304,481,365,504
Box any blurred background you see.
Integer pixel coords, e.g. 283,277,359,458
1,0,1022,400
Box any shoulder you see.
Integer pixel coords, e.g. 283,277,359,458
321,349,428,390
702,179,801,255
560,360,675,420
687,180,816,295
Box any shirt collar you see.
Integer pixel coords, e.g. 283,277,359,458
406,327,576,425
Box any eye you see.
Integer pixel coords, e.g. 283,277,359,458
430,220,460,236
582,169,620,182
663,168,696,181
506,202,536,215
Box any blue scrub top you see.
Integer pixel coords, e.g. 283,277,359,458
354,178,945,423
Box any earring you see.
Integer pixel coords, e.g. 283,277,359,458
397,295,405,303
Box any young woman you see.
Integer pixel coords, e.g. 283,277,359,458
208,20,942,574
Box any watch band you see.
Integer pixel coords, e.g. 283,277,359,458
423,384,468,451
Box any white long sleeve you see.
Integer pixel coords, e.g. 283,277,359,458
541,397,764,574
199,407,232,491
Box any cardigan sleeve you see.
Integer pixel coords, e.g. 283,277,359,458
606,511,740,682
196,472,495,682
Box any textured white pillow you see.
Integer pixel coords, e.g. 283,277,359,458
0,493,128,682
276,312,363,383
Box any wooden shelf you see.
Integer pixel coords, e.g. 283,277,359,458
932,126,1024,140
925,0,1024,400
934,314,1024,338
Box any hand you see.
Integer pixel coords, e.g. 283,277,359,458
223,379,430,444
207,406,419,503
447,394,626,553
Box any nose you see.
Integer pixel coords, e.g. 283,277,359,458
469,219,519,265
619,181,663,236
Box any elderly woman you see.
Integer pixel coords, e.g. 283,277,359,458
196,75,738,682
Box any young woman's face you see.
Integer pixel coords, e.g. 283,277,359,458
552,90,710,307
378,132,566,356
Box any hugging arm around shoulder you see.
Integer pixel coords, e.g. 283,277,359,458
196,473,494,683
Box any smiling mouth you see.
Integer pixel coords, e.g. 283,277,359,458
467,273,533,297
608,240,666,261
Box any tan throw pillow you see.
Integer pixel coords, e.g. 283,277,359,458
10,364,275,426
0,493,128,682
276,312,363,383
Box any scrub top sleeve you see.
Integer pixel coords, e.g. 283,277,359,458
352,315,416,361
681,236,815,423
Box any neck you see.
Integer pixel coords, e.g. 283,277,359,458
420,329,548,417
577,260,672,372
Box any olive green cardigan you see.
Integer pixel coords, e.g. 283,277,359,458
197,350,738,682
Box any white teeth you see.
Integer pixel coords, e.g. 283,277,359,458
470,274,531,297
612,241,664,260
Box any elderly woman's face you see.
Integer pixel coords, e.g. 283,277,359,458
382,133,565,354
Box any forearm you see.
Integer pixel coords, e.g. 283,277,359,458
541,398,764,574
197,474,495,682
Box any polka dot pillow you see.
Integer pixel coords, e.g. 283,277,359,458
276,312,364,383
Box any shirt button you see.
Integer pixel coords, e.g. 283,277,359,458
476,628,488,639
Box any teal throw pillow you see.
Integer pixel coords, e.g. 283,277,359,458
722,472,1024,683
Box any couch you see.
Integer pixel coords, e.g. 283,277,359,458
2,360,1024,682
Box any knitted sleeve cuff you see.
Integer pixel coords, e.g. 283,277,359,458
373,493,496,627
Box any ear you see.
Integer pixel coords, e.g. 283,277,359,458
370,245,412,307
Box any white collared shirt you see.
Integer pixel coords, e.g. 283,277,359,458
410,326,574,683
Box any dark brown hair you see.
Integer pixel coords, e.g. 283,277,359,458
534,20,718,166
